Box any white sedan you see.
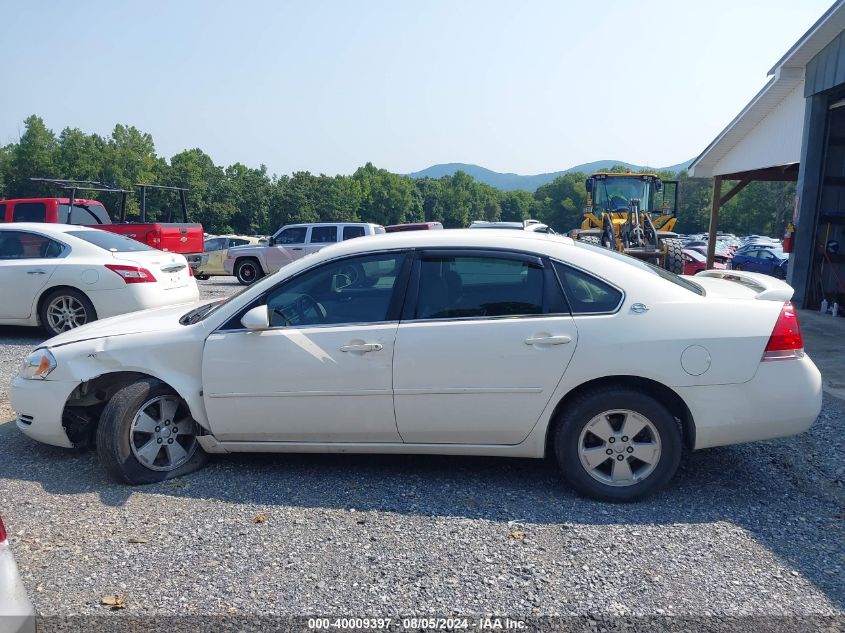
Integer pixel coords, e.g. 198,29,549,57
10,230,821,501
0,223,198,336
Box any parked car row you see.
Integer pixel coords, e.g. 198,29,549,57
676,232,788,280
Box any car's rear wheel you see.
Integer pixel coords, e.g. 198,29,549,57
40,288,97,337
195,274,210,281
96,378,208,484
235,258,264,285
553,387,681,501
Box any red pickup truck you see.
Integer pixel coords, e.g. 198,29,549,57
0,180,204,255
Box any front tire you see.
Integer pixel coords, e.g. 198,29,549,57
660,238,684,274
553,387,681,502
235,258,264,285
39,288,97,337
96,378,208,484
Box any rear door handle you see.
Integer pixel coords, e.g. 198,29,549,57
340,343,384,353
525,335,572,346
27,269,47,275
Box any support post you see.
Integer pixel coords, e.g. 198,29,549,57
706,176,722,269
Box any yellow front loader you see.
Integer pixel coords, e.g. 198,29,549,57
575,172,683,274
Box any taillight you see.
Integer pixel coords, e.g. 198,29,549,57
0,515,6,542
105,264,157,284
188,266,194,277
762,301,804,361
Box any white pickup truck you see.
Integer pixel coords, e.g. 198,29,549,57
224,222,385,284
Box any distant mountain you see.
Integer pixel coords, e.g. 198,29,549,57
405,159,693,192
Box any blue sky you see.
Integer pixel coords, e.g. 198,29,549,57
1,0,833,176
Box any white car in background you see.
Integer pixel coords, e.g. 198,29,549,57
10,230,821,501
0,514,35,633
0,224,198,337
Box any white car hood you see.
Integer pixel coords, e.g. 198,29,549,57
44,302,201,348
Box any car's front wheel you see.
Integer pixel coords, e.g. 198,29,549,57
96,378,208,484
553,387,681,501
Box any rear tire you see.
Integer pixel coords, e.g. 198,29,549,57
235,258,264,285
195,274,210,281
96,378,208,485
553,387,682,502
661,238,684,274
39,288,97,338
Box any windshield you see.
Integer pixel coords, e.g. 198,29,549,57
574,240,705,295
180,284,254,324
593,176,654,212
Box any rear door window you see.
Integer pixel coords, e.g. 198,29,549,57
310,225,338,244
12,202,47,223
0,230,64,259
343,225,366,240
414,254,545,319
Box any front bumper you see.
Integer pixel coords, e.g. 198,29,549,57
10,376,78,448
677,355,823,450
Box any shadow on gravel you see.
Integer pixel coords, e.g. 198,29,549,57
1,396,843,608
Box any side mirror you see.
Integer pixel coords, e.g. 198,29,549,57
585,178,594,193
268,236,276,246
241,305,270,330
655,180,664,193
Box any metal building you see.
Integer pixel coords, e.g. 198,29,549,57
690,0,845,309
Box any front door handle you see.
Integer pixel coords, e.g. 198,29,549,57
525,335,572,346
340,343,384,353
291,247,303,251
27,269,47,275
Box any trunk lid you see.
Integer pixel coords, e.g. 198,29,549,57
110,250,193,289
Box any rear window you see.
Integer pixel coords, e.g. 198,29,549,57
58,203,111,225
573,240,705,296
12,202,47,222
67,230,155,252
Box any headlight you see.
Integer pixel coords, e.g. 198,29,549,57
20,349,57,380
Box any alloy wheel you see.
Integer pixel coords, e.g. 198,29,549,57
577,409,662,487
46,295,88,332
129,395,199,472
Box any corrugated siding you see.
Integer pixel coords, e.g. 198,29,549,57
806,30,845,96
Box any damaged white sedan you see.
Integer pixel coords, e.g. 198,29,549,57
11,230,822,501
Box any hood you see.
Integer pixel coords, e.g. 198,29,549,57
43,301,203,348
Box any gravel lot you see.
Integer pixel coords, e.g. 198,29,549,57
0,278,843,628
